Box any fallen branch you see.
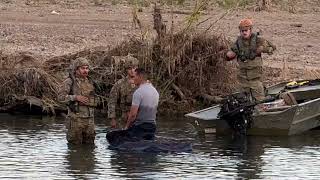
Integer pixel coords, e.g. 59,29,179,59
200,93,224,104
171,83,186,100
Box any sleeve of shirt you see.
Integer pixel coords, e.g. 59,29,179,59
107,81,121,119
230,40,240,56
132,90,142,106
57,78,76,104
257,36,276,54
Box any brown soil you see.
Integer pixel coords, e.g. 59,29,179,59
0,1,319,112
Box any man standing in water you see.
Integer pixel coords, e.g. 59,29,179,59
125,68,159,140
108,57,139,129
58,57,97,144
226,18,276,101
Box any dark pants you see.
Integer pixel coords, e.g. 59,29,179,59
106,123,156,147
127,123,156,141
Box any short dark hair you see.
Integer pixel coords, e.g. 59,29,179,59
134,68,147,79
134,68,145,75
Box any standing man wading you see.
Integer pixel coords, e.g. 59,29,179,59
58,57,97,145
125,68,159,140
226,18,276,101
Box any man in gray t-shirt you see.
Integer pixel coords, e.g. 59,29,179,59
131,82,159,125
125,68,159,140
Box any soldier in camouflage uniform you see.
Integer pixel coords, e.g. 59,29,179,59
226,18,276,101
108,56,139,129
58,57,97,145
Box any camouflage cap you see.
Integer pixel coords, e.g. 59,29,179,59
70,57,90,72
73,57,90,68
123,54,139,69
112,54,139,69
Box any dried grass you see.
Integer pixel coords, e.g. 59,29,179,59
0,5,238,114
0,54,60,113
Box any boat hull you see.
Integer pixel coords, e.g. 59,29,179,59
186,90,320,136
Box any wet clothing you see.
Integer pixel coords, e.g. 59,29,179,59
231,33,276,101
106,127,192,153
127,123,156,141
105,83,191,153
108,76,136,127
58,76,96,144
66,115,95,144
132,83,159,126
106,123,156,147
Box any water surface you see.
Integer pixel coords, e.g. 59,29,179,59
0,113,320,179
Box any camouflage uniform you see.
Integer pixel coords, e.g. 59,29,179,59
108,76,137,128
58,58,97,145
107,55,139,128
231,33,276,101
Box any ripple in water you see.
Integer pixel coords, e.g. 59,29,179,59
0,114,320,179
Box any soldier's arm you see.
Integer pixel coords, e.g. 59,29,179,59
107,81,121,119
57,78,76,103
226,41,239,61
257,37,276,55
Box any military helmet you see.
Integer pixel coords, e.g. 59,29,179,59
239,18,253,30
122,54,139,69
72,57,90,69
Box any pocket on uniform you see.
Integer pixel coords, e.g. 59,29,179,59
246,67,262,80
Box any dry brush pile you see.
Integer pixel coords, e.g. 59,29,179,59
0,6,238,114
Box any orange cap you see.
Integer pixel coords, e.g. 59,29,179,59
239,18,253,29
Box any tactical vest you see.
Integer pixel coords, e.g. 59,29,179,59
68,75,96,117
236,33,259,62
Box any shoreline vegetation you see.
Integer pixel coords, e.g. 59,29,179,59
0,4,237,115
0,0,319,115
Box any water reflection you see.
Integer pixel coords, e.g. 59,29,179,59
0,113,320,179
110,151,162,179
65,144,97,179
225,136,264,179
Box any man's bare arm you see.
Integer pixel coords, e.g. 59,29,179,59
125,105,139,129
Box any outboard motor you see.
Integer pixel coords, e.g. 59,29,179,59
218,92,255,136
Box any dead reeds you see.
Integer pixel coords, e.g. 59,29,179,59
0,4,237,114
0,53,60,113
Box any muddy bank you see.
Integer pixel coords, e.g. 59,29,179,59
0,6,238,115
0,1,319,114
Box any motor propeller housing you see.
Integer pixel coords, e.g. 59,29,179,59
218,92,255,135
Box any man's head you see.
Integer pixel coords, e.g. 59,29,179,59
132,68,147,86
121,54,139,76
239,18,253,39
73,57,90,78
127,65,138,79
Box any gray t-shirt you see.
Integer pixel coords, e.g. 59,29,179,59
132,83,159,125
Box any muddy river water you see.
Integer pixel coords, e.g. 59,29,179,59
0,113,320,179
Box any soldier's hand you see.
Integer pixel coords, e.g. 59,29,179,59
75,95,89,104
226,50,236,61
111,118,117,129
256,46,263,55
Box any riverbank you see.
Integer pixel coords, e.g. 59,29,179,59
0,1,319,114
